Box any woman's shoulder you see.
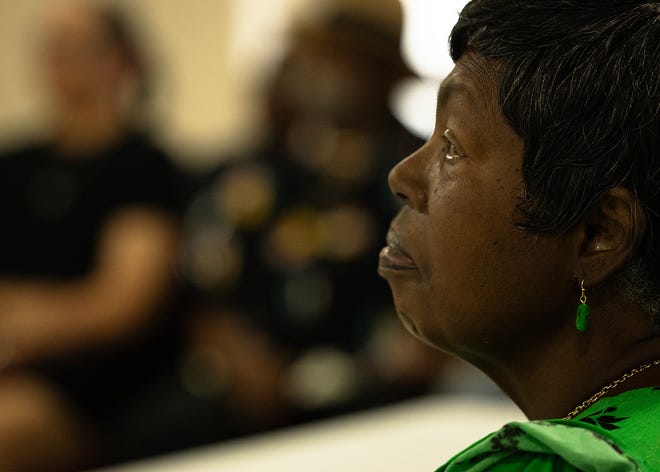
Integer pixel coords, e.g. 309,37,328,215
437,387,659,472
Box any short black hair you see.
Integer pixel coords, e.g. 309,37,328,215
450,0,659,324
95,5,152,105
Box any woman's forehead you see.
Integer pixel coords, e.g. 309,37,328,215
439,52,502,120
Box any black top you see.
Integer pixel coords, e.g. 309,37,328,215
188,141,409,353
0,132,183,430
0,132,180,278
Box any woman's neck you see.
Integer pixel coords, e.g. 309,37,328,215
477,298,660,420
52,102,127,156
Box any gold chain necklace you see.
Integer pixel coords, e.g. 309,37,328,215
565,359,660,420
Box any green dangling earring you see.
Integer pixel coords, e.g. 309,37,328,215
576,279,590,332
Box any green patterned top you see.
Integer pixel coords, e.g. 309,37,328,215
436,387,660,471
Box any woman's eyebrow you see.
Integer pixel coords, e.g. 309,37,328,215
436,79,475,110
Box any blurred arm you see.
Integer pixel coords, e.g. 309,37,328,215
0,208,179,368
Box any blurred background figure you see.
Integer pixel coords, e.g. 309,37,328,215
0,0,492,469
0,1,183,469
177,0,451,442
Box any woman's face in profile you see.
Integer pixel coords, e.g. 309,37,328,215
379,52,577,360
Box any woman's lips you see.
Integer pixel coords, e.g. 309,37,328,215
378,230,417,272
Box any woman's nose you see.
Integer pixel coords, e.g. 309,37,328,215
387,146,428,214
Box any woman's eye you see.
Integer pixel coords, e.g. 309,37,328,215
442,129,465,161
445,142,463,160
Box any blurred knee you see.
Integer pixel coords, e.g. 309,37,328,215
0,373,97,471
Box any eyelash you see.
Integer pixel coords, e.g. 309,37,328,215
442,129,465,161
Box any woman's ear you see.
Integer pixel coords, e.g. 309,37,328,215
575,187,647,285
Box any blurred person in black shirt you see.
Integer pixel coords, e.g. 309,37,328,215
179,1,448,440
0,2,182,469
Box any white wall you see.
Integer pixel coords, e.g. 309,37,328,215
0,0,310,166
0,0,404,167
